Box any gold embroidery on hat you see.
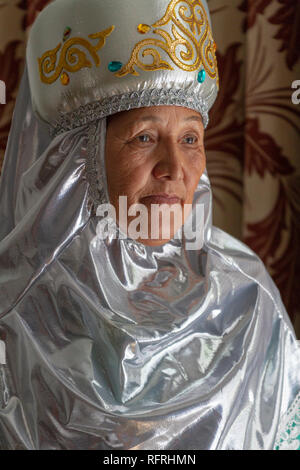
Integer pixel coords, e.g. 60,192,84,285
38,26,115,85
115,0,218,88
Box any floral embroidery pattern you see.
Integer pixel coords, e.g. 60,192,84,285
115,0,218,85
274,392,300,450
38,26,115,85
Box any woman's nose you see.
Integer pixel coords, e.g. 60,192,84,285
152,143,184,181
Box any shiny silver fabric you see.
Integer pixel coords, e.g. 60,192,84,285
0,66,299,450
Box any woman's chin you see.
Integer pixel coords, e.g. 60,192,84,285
135,237,172,247
117,217,183,246
134,225,182,246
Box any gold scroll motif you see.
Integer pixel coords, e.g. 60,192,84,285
38,26,115,84
115,0,219,87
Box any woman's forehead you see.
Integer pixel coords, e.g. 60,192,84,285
107,106,204,127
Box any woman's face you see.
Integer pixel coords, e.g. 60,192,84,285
105,106,206,246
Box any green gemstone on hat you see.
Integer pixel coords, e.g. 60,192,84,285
197,69,206,83
108,61,123,72
63,27,72,41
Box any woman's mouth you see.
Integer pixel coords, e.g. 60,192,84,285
140,194,182,205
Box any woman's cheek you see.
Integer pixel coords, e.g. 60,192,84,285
185,158,202,180
112,167,147,204
190,152,206,175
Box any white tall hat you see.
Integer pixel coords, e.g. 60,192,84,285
26,0,219,135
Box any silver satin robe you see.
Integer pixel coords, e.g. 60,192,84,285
0,66,299,450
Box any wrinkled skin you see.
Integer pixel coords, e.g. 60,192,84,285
105,106,206,246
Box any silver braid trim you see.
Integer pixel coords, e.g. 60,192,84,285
87,121,107,214
50,89,209,137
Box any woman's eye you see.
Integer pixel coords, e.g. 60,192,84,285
183,136,197,145
137,134,151,143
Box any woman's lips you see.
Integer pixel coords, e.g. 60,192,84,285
140,194,182,205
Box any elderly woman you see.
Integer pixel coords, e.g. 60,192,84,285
0,0,299,451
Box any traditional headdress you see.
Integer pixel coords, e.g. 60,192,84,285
26,0,219,135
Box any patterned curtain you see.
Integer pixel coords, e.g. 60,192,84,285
0,0,299,337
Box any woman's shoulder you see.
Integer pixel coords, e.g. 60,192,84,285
207,225,298,337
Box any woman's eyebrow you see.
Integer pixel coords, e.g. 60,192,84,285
137,115,162,122
184,115,203,122
134,114,203,123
